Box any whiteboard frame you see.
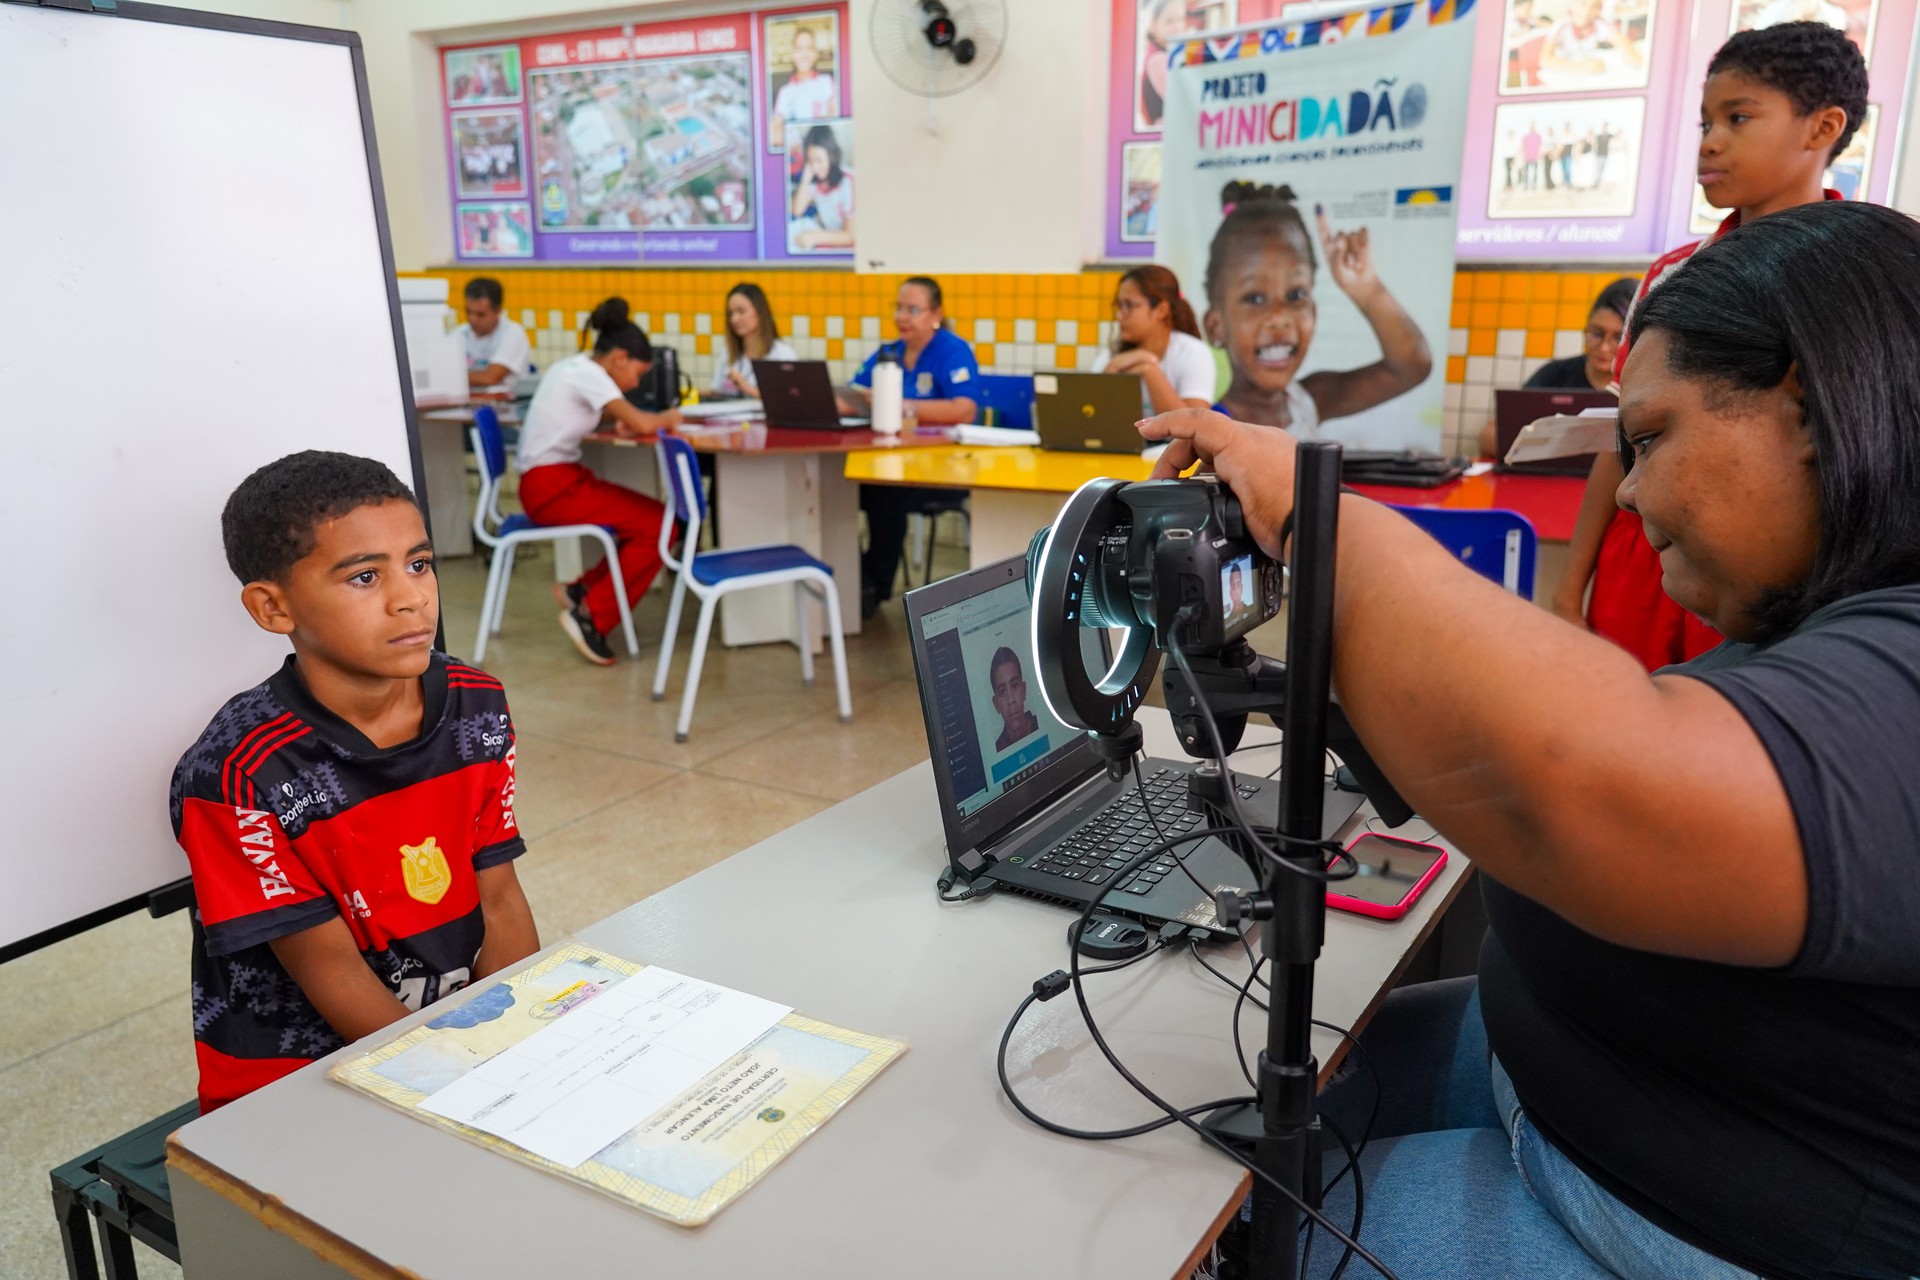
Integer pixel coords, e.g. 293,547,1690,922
0,0,430,964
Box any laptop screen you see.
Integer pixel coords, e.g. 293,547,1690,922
906,557,1110,857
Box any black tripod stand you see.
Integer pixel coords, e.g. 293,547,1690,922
1154,444,1385,1279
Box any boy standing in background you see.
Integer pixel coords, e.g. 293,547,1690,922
171,452,538,1111
1554,21,1866,667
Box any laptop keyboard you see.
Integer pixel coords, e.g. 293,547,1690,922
1023,767,1261,896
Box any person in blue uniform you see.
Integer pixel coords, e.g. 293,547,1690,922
837,275,979,616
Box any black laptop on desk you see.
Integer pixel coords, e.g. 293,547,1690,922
1494,388,1614,476
753,359,870,429
904,556,1363,937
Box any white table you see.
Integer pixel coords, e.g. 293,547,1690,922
167,709,1472,1279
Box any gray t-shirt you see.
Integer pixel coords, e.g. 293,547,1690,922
1480,584,1920,1279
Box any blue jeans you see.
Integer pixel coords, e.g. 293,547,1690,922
1304,977,1760,1279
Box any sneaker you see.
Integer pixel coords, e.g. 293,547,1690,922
558,605,615,666
550,581,587,611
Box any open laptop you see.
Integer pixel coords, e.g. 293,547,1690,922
904,556,1364,937
1032,371,1150,454
753,359,869,429
1495,388,1613,476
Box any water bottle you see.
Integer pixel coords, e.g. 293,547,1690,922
871,352,904,435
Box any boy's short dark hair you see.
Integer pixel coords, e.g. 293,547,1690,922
1708,22,1869,160
464,276,504,308
222,451,417,584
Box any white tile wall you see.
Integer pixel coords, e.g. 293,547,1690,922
1554,329,1583,358
1465,355,1494,384
521,309,538,329
663,313,681,335
1014,318,1037,344
1442,383,1462,411
1493,356,1523,385
1054,319,1079,346
694,312,712,335
861,316,881,340
973,318,996,343
1447,328,1468,358
548,309,565,331
791,315,811,338
826,315,845,338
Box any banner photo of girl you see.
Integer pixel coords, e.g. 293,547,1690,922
1488,97,1645,220
457,203,534,258
787,118,853,253
1121,142,1161,242
766,11,842,153
446,46,522,107
1135,0,1235,132
1501,0,1655,95
1731,0,1877,58
452,111,525,198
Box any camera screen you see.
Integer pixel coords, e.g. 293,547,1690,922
1220,553,1257,632
1334,836,1444,905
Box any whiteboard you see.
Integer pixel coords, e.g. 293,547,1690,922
0,5,424,955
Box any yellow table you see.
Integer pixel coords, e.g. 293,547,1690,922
845,445,1150,567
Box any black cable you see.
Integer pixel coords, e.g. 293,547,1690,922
1059,825,1400,1278
1163,620,1357,885
1131,755,1216,902
935,865,996,902
1320,1112,1366,1280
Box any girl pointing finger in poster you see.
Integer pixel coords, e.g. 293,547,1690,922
1202,181,1431,435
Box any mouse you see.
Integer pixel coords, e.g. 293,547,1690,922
1070,912,1152,961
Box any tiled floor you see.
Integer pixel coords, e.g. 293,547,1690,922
0,531,965,1280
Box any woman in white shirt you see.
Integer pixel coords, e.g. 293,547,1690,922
1093,265,1216,414
768,26,838,150
517,298,682,666
712,283,797,398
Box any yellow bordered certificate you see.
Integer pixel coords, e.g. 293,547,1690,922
330,943,908,1226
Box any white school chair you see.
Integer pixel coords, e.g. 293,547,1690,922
651,433,852,742
468,406,639,664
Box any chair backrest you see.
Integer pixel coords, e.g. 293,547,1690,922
1389,506,1538,600
468,406,510,544
655,434,705,571
972,373,1035,429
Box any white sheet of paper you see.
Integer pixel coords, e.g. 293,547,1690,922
417,967,791,1168
1505,409,1619,465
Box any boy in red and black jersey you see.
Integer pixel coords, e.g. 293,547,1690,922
171,451,539,1111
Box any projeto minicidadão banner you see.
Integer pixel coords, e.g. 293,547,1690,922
1160,0,1476,451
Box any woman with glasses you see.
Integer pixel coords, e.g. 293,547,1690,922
1475,277,1635,457
1094,264,1215,414
838,276,979,616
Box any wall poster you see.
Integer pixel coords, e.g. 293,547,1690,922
442,4,851,263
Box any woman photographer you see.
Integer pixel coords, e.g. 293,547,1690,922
1143,200,1920,1279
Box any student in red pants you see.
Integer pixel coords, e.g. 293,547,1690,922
1554,22,1864,670
517,298,682,665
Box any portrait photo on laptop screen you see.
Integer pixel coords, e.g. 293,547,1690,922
917,574,1091,818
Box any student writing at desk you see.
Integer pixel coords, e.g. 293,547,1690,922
1144,200,1920,1280
518,298,682,666
457,276,532,390
171,452,540,1112
837,275,977,617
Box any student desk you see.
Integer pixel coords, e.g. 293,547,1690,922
844,446,1586,598
166,709,1472,1280
582,423,956,648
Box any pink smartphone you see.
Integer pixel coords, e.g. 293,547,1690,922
1327,834,1448,921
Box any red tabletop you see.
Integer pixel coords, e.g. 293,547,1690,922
1347,471,1584,542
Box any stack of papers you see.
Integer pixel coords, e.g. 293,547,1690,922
332,945,907,1226
952,425,1040,447
1505,406,1617,465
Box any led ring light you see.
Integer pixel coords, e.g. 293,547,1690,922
1026,478,1160,735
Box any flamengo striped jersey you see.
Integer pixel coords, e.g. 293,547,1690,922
169,652,522,1112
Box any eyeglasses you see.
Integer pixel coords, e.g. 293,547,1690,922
894,303,930,317
1585,325,1622,347
1113,297,1148,315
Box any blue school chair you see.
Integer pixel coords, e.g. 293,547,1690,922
971,373,1036,428
1389,506,1538,599
468,406,639,664
652,434,852,742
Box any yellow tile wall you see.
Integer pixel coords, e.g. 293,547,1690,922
413,265,1640,455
